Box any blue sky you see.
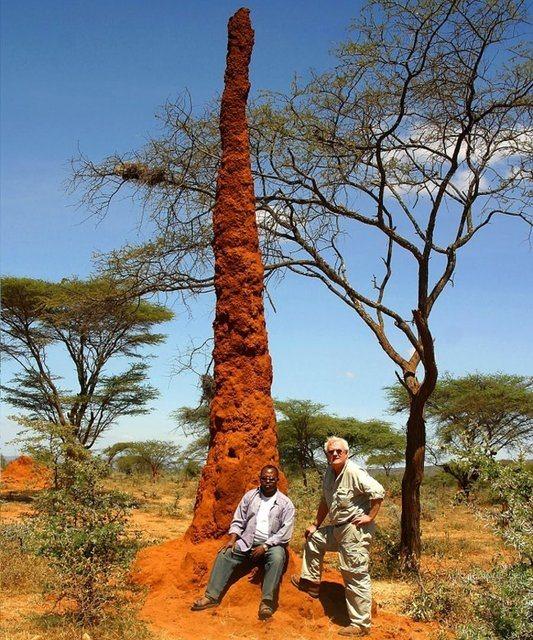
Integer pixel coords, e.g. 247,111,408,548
1,0,532,456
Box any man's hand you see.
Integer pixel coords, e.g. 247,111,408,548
251,544,267,562
219,534,238,552
352,514,373,527
304,524,318,540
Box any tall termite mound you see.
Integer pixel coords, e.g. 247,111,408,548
187,7,286,543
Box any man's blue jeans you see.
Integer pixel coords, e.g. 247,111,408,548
205,545,286,603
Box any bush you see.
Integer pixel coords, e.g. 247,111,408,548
32,453,140,624
405,572,472,623
457,564,533,640
479,458,533,563
370,503,402,577
409,456,533,638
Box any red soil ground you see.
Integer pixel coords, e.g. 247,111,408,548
0,456,52,492
133,537,437,640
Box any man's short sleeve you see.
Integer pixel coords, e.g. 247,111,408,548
353,468,385,500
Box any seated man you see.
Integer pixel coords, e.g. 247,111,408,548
191,464,295,620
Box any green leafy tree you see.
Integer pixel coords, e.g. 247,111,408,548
276,399,403,485
1,276,172,448
75,1,532,567
104,440,182,480
387,374,533,494
276,399,340,485
366,428,405,476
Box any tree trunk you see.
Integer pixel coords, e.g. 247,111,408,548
186,9,285,543
302,465,308,488
400,395,426,571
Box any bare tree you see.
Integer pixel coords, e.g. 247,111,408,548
72,0,532,568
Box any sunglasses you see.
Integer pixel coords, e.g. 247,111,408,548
260,476,278,482
327,449,346,455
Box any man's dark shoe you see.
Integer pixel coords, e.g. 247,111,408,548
338,625,370,636
258,600,275,620
290,574,320,598
191,595,218,611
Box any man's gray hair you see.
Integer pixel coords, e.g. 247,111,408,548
324,436,350,455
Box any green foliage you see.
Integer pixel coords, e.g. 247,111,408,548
387,374,533,457
276,399,336,484
179,458,202,479
104,440,183,480
275,398,403,486
32,450,140,623
387,374,533,494
171,373,213,465
285,471,324,547
366,428,405,476
475,456,533,564
1,276,172,448
405,572,471,623
457,565,533,640
406,455,533,634
370,503,402,578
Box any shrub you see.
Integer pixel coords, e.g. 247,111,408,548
410,456,533,637
370,503,402,577
32,452,140,624
478,458,533,563
457,564,533,640
405,572,472,623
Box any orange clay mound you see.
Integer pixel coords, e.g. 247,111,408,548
132,537,437,640
0,455,52,492
189,7,286,543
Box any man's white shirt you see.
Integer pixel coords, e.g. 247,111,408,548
253,492,277,544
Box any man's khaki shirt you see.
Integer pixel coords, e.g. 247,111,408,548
323,460,385,526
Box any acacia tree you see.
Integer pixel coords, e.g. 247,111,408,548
275,400,397,486
1,277,172,448
366,429,405,477
74,1,532,567
388,373,533,494
104,440,182,480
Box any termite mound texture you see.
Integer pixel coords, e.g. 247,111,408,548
132,538,437,640
0,455,52,492
187,7,285,543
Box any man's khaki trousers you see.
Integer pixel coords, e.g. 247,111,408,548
300,523,372,629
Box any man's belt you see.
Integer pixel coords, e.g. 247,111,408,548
332,520,353,527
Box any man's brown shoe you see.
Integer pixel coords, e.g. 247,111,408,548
258,600,274,620
338,626,370,636
191,596,218,611
290,574,320,598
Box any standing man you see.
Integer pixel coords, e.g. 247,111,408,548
292,437,385,637
191,464,295,620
